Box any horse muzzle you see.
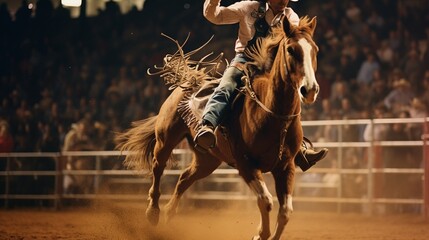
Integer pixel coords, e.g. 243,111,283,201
300,84,319,104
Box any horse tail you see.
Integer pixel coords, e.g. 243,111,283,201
116,116,158,173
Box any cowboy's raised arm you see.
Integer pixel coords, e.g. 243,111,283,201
203,0,248,25
284,8,299,26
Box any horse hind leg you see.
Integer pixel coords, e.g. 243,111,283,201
146,138,178,226
164,150,221,222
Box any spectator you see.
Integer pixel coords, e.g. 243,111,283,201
339,98,358,119
124,94,143,124
356,52,380,86
0,120,14,153
105,0,121,17
338,54,356,82
402,49,424,94
408,98,427,140
63,119,93,152
376,40,395,69
383,78,414,114
329,79,349,109
319,98,335,121
368,79,389,109
386,29,403,53
366,10,385,32
37,122,60,152
62,119,95,195
345,2,361,23
363,105,389,142
422,40,429,70
421,70,429,110
382,110,414,208
35,121,58,204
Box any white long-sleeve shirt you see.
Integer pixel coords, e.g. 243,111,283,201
203,0,299,53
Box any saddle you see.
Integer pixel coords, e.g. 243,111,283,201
177,78,244,132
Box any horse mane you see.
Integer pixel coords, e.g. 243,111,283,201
244,26,284,73
244,16,314,75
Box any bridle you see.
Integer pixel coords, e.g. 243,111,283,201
236,30,302,122
240,71,301,121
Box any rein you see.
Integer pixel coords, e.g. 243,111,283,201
234,53,301,161
241,72,301,161
234,62,301,121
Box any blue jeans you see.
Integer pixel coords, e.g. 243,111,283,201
202,54,248,127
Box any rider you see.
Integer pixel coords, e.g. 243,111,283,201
195,0,328,171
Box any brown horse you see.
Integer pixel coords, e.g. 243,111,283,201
117,15,319,240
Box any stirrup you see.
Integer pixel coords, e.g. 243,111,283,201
296,137,328,172
194,125,216,152
302,136,314,150
298,148,328,172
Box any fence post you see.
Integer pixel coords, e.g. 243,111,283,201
95,155,101,194
337,123,343,213
54,156,59,209
367,120,374,216
54,153,65,210
423,117,429,220
373,142,384,214
4,157,10,208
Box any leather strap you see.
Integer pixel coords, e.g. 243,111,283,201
240,74,301,121
230,61,246,72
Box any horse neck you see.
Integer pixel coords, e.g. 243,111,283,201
259,43,300,118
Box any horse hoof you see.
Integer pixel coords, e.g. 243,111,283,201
146,207,160,226
251,236,262,240
164,208,176,223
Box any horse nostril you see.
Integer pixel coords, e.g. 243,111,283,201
300,87,307,96
315,85,320,94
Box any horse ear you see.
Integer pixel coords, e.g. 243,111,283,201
307,16,317,36
282,15,293,36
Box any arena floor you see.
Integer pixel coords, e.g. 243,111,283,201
1,202,428,240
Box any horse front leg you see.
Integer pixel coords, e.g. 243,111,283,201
164,152,221,222
270,163,295,240
242,169,273,240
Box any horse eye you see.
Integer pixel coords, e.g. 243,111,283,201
287,45,303,62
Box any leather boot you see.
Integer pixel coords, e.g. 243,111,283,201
194,124,216,152
294,137,328,172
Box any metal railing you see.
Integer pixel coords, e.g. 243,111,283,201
0,118,428,218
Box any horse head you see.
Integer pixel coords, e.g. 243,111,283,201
280,15,319,104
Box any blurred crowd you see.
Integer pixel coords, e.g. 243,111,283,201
301,0,429,145
0,0,428,154
0,0,429,152
0,0,427,210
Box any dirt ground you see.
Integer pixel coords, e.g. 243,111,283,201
0,201,428,240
